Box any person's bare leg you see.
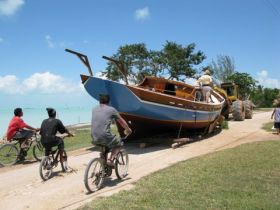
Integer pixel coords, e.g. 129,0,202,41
21,138,31,149
59,150,68,170
108,146,121,162
59,150,64,165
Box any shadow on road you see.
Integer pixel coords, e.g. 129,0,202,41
119,127,223,155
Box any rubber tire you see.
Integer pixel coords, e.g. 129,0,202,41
33,142,44,161
232,100,245,121
84,158,105,193
115,149,129,180
244,100,253,119
224,114,229,120
0,144,19,166
39,156,53,181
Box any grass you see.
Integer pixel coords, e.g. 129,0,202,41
254,107,273,112
24,127,93,161
221,120,229,129
262,121,274,132
80,140,280,210
24,125,119,160
64,128,92,151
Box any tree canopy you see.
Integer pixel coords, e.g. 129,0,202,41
251,85,280,107
210,55,235,84
102,41,206,84
226,72,258,100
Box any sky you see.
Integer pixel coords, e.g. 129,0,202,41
0,0,280,109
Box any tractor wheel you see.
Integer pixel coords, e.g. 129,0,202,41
232,100,245,121
244,100,253,119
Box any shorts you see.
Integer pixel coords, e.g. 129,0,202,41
42,137,64,156
92,135,122,149
202,86,212,98
274,122,280,129
13,129,33,140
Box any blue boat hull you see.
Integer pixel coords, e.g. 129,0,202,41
83,76,222,136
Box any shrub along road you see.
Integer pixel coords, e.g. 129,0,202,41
0,111,278,210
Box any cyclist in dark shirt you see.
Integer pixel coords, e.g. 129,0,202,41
40,107,73,172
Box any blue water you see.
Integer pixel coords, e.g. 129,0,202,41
0,106,95,137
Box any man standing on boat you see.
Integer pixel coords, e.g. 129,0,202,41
197,68,213,103
91,94,132,165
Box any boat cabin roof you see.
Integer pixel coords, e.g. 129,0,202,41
138,76,194,89
136,76,224,105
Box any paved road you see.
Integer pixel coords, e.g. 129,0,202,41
0,111,278,210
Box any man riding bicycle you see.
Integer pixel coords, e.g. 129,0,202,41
40,107,73,172
6,107,39,160
91,94,132,166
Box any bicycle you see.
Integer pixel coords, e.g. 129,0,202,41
84,137,129,193
39,134,72,181
0,132,44,166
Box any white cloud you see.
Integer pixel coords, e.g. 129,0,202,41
95,71,107,80
257,70,280,88
0,0,24,16
0,75,20,93
45,35,54,48
45,35,72,49
0,72,83,94
135,7,150,21
0,37,3,43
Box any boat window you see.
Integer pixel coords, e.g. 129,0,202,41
154,83,165,92
164,83,176,95
175,86,187,98
226,87,234,96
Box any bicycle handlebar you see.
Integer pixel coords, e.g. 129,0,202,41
56,133,75,139
121,135,129,141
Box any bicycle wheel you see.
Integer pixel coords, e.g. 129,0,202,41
84,158,105,193
115,149,129,179
39,156,53,181
33,142,44,161
0,144,19,166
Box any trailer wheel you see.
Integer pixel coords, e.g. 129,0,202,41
232,100,245,121
244,100,253,119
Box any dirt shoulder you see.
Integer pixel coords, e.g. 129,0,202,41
0,111,278,210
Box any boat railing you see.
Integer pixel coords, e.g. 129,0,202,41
141,85,197,101
143,85,224,104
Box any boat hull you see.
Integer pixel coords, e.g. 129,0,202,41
82,75,223,137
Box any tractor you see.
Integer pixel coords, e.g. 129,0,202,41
214,82,254,121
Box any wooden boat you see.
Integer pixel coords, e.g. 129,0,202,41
66,49,225,137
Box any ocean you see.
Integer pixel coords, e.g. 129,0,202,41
0,106,94,137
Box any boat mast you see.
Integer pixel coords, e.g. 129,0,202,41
65,49,93,76
102,56,128,85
